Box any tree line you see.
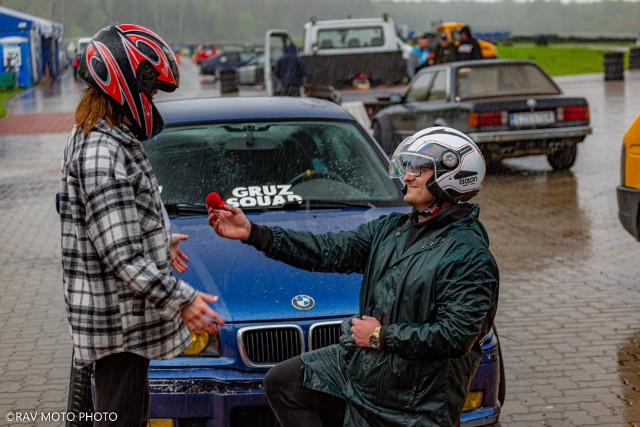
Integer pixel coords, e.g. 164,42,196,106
1,0,638,45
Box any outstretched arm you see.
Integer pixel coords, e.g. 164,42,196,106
208,205,378,274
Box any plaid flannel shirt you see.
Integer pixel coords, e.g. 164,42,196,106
60,120,198,366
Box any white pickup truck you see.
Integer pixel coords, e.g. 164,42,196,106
265,15,410,118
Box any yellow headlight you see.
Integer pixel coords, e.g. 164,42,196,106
182,331,209,355
462,391,484,412
147,420,174,427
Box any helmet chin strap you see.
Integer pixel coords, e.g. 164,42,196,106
415,199,441,217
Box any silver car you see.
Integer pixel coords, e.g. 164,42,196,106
236,52,265,86
372,59,592,170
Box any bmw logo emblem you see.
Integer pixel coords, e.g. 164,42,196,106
292,295,315,310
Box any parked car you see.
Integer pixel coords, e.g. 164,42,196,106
372,59,592,170
72,37,92,79
236,51,265,85
136,97,504,427
200,51,256,76
195,43,219,65
617,113,640,239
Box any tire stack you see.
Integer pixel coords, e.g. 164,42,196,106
219,68,238,94
604,52,624,81
630,48,640,70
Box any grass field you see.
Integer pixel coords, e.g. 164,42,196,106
0,89,20,119
497,43,634,76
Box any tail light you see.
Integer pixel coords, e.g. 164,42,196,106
556,105,589,122
468,111,508,127
72,59,79,67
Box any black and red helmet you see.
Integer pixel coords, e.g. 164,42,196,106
77,24,180,140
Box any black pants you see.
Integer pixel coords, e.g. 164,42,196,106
264,355,345,427
93,352,150,427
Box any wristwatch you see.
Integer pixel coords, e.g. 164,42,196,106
369,326,382,350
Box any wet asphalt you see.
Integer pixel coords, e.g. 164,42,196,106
0,58,639,426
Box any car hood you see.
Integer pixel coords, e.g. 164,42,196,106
170,207,406,323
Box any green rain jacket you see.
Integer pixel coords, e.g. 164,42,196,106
257,204,499,426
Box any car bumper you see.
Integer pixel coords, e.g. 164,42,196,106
460,408,499,427
468,125,592,144
617,185,640,240
149,356,500,427
149,368,268,427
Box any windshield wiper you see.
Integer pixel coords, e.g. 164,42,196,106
262,200,375,211
164,202,208,216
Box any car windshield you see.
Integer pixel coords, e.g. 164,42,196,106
455,63,560,100
144,120,404,213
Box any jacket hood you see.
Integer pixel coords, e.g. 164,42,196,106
404,203,489,246
285,44,298,55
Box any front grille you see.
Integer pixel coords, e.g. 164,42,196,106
309,321,342,350
238,325,304,367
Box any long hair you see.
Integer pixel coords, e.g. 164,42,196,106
74,86,123,135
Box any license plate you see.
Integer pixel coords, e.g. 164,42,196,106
509,111,555,126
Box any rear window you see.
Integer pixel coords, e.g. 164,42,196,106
317,27,385,50
455,63,560,100
145,120,403,210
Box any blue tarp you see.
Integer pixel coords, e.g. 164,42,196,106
0,6,64,87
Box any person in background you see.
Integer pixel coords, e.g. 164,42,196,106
407,33,431,79
275,44,308,96
455,25,483,61
432,32,457,65
60,23,224,427
208,127,499,427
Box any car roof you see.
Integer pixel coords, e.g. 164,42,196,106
424,58,540,72
157,97,357,125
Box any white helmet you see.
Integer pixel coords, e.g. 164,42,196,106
389,127,485,203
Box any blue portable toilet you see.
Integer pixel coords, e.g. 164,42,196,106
0,6,64,88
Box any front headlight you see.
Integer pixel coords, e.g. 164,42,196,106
182,329,221,356
147,420,174,427
462,390,484,412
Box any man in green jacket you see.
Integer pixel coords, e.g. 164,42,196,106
208,126,499,427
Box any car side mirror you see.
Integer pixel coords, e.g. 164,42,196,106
389,93,403,104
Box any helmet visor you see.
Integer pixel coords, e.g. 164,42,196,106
389,154,436,178
389,140,450,179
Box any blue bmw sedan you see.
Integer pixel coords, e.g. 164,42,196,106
142,97,504,427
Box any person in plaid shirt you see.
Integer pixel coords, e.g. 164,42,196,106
60,24,223,426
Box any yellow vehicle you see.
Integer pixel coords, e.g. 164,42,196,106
617,113,640,240
435,22,498,59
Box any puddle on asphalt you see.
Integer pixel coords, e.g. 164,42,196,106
618,331,640,425
475,163,591,275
